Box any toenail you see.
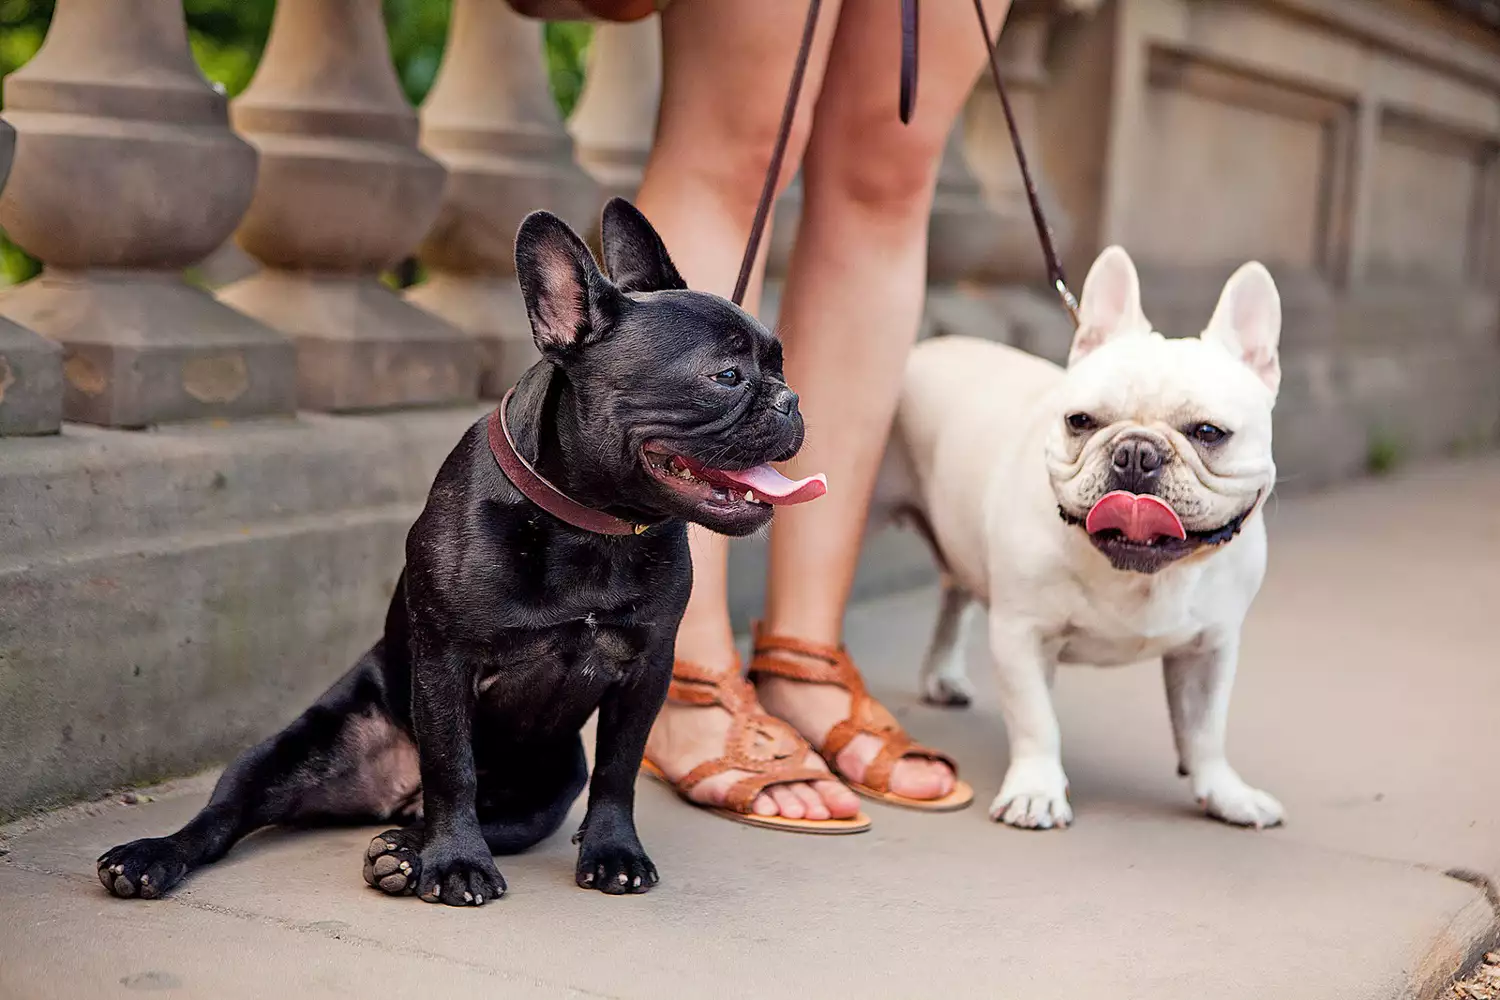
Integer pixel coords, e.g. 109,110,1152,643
633,876,641,887
463,891,473,902
475,895,483,905
617,873,628,885
386,842,396,850
583,873,594,884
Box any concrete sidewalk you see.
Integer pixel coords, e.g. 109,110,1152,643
2,458,1498,999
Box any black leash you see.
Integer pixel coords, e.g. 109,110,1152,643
736,0,1078,327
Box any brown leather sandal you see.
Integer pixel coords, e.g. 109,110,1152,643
748,626,974,812
640,660,872,835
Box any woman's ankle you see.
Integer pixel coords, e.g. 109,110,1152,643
672,616,740,675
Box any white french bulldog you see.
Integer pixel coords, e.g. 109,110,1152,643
891,245,1284,830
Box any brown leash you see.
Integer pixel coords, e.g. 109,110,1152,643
731,0,823,307
735,0,1079,324
966,0,1079,325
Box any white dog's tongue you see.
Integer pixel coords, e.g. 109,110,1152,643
693,462,828,505
1085,491,1186,542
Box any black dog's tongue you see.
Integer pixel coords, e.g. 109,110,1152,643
680,459,827,505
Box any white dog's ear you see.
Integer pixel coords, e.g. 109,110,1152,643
1202,261,1281,395
1069,245,1151,366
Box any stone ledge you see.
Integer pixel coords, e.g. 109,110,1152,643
0,409,934,819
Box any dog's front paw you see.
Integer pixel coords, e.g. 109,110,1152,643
1189,762,1284,829
97,837,190,900
990,757,1072,830
415,835,506,906
576,837,658,895
920,670,975,708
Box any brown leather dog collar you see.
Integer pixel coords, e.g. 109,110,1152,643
488,388,650,537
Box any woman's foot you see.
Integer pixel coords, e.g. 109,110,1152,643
755,649,957,801
644,668,862,821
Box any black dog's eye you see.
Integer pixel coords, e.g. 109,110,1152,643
1065,412,1097,433
710,367,742,387
1189,422,1230,445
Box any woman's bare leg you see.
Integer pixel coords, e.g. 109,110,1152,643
635,0,859,821
754,0,1012,799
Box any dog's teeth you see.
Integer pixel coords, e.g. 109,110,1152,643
744,490,756,504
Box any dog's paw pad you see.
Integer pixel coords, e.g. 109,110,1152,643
363,829,423,896
989,758,1072,830
576,841,658,895
96,838,189,900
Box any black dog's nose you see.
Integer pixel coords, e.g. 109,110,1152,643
771,386,799,416
1111,437,1164,493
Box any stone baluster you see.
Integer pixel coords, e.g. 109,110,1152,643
219,0,474,412
0,115,63,436
569,18,661,205
407,0,599,399
0,0,295,428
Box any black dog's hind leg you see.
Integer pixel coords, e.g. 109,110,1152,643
99,646,415,900
405,639,508,906
575,644,671,894
366,737,588,898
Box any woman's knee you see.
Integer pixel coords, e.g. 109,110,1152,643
803,110,952,215
649,107,812,217
648,1,830,222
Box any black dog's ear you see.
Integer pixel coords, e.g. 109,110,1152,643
600,197,688,295
514,210,615,354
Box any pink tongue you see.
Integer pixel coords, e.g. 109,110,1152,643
1085,491,1186,542
705,464,828,506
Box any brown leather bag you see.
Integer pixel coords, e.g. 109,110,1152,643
505,0,664,21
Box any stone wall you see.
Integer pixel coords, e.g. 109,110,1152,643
1035,0,1500,483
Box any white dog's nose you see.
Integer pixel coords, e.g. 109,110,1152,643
1111,436,1164,492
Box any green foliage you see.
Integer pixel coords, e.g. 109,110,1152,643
0,0,591,287
184,0,275,97
1365,429,1404,477
384,0,451,106
545,21,593,118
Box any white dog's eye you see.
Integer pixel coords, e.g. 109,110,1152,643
1065,412,1097,433
1188,423,1230,445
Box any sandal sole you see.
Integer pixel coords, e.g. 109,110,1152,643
639,760,872,835
844,777,975,812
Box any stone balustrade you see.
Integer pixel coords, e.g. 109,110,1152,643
0,0,1496,487
0,0,296,429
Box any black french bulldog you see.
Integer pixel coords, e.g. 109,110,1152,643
96,199,825,905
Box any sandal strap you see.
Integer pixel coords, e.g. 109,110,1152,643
748,625,869,696
747,625,961,796
652,659,832,815
722,766,837,814
665,658,757,712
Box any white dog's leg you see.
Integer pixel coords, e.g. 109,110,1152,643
988,618,1072,829
1163,639,1284,829
919,581,979,707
